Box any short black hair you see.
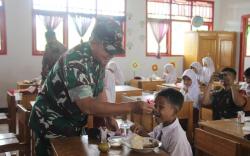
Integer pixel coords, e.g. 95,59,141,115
221,67,237,76
244,67,250,77
156,88,184,112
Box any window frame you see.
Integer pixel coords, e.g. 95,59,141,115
32,10,68,55
0,0,7,55
32,0,126,56
146,19,171,57
146,0,214,57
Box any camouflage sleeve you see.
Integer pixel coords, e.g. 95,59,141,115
68,85,93,102
63,59,93,102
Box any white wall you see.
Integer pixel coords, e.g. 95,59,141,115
113,0,183,80
214,0,250,74
0,0,183,107
0,0,42,107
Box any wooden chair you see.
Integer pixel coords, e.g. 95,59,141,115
0,104,31,156
177,101,194,143
0,91,16,133
199,107,213,121
0,113,10,127
6,91,17,133
194,128,240,156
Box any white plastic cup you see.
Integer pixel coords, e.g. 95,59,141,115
237,111,245,124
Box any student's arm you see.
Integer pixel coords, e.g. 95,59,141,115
231,84,247,107
201,83,213,106
75,97,152,116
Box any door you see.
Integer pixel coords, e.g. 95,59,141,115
217,32,236,71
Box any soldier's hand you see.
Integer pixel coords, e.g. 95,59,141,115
131,101,154,114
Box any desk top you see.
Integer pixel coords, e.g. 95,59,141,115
122,94,155,102
199,119,250,142
140,79,165,83
51,135,169,156
17,81,40,86
115,85,142,92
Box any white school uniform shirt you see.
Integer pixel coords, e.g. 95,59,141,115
190,62,206,84
104,61,125,103
180,69,200,108
162,64,177,84
202,57,215,84
104,69,116,103
148,118,192,156
107,61,125,85
240,82,250,96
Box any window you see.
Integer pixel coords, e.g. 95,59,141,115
0,0,6,55
171,21,190,55
247,26,250,56
32,0,125,55
147,0,214,56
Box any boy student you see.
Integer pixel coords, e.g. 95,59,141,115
131,88,192,156
202,67,247,120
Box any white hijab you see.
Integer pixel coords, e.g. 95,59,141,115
180,69,200,108
162,63,177,84
106,61,125,85
190,62,205,84
202,57,215,84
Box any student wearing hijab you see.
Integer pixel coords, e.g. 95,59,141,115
190,62,205,84
104,61,124,103
202,57,215,84
180,69,201,109
162,63,177,84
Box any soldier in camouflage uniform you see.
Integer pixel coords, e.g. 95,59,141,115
29,17,152,156
41,30,67,85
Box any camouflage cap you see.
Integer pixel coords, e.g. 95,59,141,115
91,16,125,55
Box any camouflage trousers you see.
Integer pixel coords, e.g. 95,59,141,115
29,96,86,156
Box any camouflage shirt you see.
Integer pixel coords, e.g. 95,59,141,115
29,42,105,138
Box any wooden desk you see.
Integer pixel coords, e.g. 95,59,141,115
156,83,181,91
199,119,250,155
16,81,40,89
130,79,165,91
115,85,142,103
51,135,169,156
